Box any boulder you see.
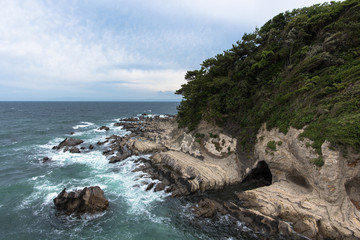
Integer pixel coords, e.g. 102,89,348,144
99,126,110,131
97,140,108,145
108,145,132,163
89,144,94,150
42,157,51,163
54,138,84,150
69,147,80,153
145,182,156,191
53,186,109,214
193,198,225,218
154,183,166,192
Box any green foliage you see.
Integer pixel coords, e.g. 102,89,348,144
267,141,277,151
176,0,360,153
195,133,205,139
310,157,324,167
209,133,219,138
195,133,205,143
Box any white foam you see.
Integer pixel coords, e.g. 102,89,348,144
30,119,169,225
80,211,106,221
50,150,109,169
72,122,94,130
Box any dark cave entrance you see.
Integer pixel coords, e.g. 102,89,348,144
240,161,272,190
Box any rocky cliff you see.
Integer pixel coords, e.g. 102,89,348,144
105,115,360,239
238,124,360,239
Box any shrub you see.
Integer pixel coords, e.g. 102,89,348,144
267,141,277,151
310,157,324,167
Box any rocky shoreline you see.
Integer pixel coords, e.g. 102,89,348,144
50,114,360,239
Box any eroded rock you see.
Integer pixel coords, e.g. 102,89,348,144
53,138,84,151
99,126,110,131
241,124,360,239
53,186,109,214
42,157,51,163
69,147,80,153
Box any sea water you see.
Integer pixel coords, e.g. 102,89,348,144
0,102,257,240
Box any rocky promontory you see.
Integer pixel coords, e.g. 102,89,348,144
104,115,360,239
53,114,359,239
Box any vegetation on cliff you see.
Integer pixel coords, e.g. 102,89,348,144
176,0,360,155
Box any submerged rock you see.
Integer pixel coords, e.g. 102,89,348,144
99,126,110,131
145,182,156,191
53,138,84,151
53,186,109,214
69,147,80,153
42,157,51,163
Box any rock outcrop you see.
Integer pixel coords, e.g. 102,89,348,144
53,138,84,151
105,115,360,239
99,126,110,131
236,124,360,239
148,151,240,196
53,186,109,214
193,198,304,239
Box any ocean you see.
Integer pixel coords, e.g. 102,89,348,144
0,102,256,240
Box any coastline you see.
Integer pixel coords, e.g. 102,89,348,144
97,114,360,240
43,111,360,239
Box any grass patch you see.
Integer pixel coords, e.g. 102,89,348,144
267,141,277,151
310,157,324,167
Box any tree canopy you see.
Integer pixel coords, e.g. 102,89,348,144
176,0,360,154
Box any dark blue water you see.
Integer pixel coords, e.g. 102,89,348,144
0,102,255,240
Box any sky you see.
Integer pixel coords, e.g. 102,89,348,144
0,0,331,101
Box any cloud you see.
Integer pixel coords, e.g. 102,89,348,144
0,1,194,92
0,0,330,101
144,0,333,26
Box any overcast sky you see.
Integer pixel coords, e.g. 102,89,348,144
0,0,331,101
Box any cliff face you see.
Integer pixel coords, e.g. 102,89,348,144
171,1,360,237
114,116,360,239
236,125,360,239
144,119,242,196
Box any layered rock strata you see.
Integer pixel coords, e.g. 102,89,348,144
236,124,360,239
112,116,242,196
58,115,360,239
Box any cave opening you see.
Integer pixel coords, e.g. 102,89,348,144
345,177,360,211
241,161,272,190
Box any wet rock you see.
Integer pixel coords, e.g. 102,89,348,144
89,144,94,150
109,151,131,163
70,147,80,153
154,183,166,192
97,140,108,145
54,138,84,150
42,157,51,163
103,149,114,156
141,181,149,186
145,182,156,191
53,186,109,214
193,198,225,218
222,202,297,238
165,186,173,193
99,126,110,131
